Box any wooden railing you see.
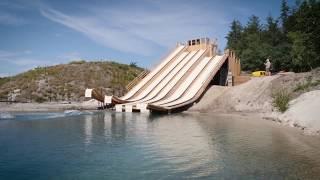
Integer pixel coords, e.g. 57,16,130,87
225,49,241,76
125,70,150,91
224,49,251,86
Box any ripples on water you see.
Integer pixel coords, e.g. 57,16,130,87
0,112,15,119
0,111,319,179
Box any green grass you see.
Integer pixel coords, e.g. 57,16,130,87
0,77,10,87
294,78,320,92
272,88,291,113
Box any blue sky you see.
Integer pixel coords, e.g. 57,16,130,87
0,0,294,77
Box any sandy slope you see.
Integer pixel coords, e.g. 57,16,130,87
189,76,279,113
277,90,320,135
189,73,320,135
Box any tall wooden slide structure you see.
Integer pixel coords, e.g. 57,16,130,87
86,38,242,113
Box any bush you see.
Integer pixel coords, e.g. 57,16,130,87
294,78,320,92
69,60,86,65
272,88,291,113
129,61,138,68
34,96,46,103
0,77,10,86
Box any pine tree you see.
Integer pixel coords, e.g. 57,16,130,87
245,15,261,34
240,15,265,71
280,0,290,32
226,20,243,52
265,16,281,46
225,0,320,72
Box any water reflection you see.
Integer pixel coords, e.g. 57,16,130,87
193,113,320,179
84,115,92,145
145,114,222,178
103,112,112,139
1,111,320,179
78,112,320,178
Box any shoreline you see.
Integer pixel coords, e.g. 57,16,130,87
186,110,320,136
1,94,319,136
0,101,99,112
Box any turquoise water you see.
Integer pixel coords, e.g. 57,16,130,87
0,111,320,179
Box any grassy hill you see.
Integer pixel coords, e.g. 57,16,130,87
0,60,143,102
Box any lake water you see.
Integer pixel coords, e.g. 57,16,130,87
0,111,320,179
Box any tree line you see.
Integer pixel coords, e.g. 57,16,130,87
226,0,320,72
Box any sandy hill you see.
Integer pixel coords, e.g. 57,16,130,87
0,61,143,102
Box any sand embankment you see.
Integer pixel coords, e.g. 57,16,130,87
276,90,320,135
190,76,278,113
190,73,320,135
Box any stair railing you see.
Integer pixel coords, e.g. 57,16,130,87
125,70,150,91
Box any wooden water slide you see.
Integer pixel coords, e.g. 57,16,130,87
87,44,186,104
86,38,241,113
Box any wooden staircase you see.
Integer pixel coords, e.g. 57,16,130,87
125,70,150,91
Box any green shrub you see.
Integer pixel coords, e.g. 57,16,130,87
0,77,10,86
69,60,86,64
294,82,309,92
129,61,137,68
294,77,320,92
35,96,46,103
272,88,291,113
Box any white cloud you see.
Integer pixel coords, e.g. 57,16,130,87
40,8,157,56
40,1,229,56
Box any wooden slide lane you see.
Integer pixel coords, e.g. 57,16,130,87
139,48,209,105
150,56,213,106
124,49,205,105
128,51,191,101
148,54,228,112
121,45,185,100
109,45,186,104
138,49,206,103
